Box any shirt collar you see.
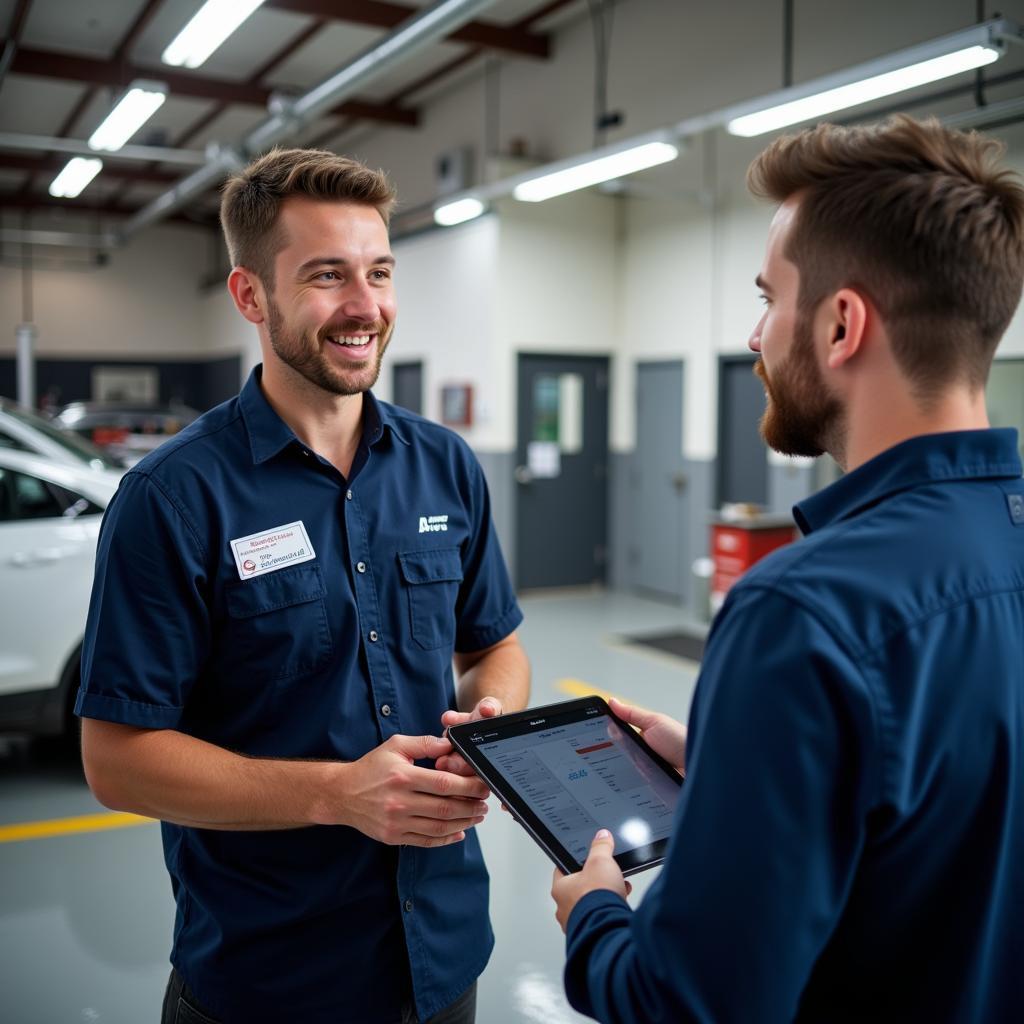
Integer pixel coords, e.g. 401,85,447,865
794,428,1022,535
374,396,411,447
239,365,410,465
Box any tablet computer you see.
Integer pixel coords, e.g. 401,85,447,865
447,695,683,876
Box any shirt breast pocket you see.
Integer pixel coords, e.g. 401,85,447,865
223,563,334,680
398,548,464,651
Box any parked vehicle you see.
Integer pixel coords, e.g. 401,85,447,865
0,449,122,741
0,396,124,472
52,401,200,467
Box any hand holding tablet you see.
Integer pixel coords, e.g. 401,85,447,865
447,696,683,875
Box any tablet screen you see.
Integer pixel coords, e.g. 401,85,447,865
451,697,682,874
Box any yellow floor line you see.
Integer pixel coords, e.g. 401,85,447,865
554,677,625,705
0,811,154,844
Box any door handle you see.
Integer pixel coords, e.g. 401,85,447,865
514,465,533,485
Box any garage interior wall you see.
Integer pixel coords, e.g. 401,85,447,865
3,0,1024,603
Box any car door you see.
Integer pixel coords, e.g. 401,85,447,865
0,466,103,698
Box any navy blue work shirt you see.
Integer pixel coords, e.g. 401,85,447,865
565,429,1024,1023
77,367,523,1024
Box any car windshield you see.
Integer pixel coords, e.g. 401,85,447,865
0,401,123,470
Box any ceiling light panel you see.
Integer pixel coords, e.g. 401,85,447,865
88,83,168,152
434,198,486,226
162,0,267,70
513,141,679,203
728,46,1000,136
723,19,1020,137
48,158,103,198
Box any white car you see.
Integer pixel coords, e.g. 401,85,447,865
0,397,124,473
0,449,122,741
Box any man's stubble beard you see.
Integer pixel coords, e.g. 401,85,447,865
266,295,391,397
755,310,844,460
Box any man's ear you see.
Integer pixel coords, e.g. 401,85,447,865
227,267,268,325
823,288,868,369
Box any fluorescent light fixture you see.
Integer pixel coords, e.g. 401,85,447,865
434,197,486,226
729,48,998,136
725,19,1020,137
513,140,679,203
88,82,167,152
162,0,266,69
48,157,103,198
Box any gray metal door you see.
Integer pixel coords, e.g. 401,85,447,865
391,361,423,415
717,355,768,506
515,354,609,589
633,360,686,601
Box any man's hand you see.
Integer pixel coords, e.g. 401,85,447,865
436,697,503,776
332,734,490,847
609,696,687,775
551,829,631,932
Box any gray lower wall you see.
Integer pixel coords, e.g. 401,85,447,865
475,450,516,582
684,457,718,613
767,460,816,518
475,448,818,603
610,453,717,615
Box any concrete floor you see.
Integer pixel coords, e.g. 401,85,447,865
0,589,701,1024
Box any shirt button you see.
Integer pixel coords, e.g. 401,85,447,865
404,899,414,913
346,489,353,500
356,561,367,573
381,704,392,717
369,630,379,642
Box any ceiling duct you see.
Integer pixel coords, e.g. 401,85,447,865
115,0,499,243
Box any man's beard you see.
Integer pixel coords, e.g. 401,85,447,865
755,312,843,459
266,297,391,397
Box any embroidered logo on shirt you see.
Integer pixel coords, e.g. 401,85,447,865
418,515,449,534
229,521,316,580
1008,493,1024,526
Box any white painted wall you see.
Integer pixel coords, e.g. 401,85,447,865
0,224,210,357
202,281,260,381
387,214,502,447
491,192,618,449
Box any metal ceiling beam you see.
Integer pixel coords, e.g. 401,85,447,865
309,0,576,150
0,131,207,166
51,0,164,141
0,227,118,248
111,18,332,207
0,152,180,184
0,0,32,89
266,0,550,58
173,18,328,149
118,0,499,240
7,46,419,126
0,191,219,227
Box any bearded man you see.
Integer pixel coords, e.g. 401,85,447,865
551,115,1024,1023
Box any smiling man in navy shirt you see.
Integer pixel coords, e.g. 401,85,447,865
552,116,1024,1022
76,149,529,1024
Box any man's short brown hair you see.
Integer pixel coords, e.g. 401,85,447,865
220,148,396,291
748,115,1024,395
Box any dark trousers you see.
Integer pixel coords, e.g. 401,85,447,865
161,968,477,1024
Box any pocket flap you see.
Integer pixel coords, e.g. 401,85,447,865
398,548,464,586
225,563,326,618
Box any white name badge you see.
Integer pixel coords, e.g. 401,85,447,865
230,521,316,580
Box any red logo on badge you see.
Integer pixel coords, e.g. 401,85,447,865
242,559,257,573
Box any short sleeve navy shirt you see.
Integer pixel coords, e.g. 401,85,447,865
77,367,523,1023
564,429,1024,1023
